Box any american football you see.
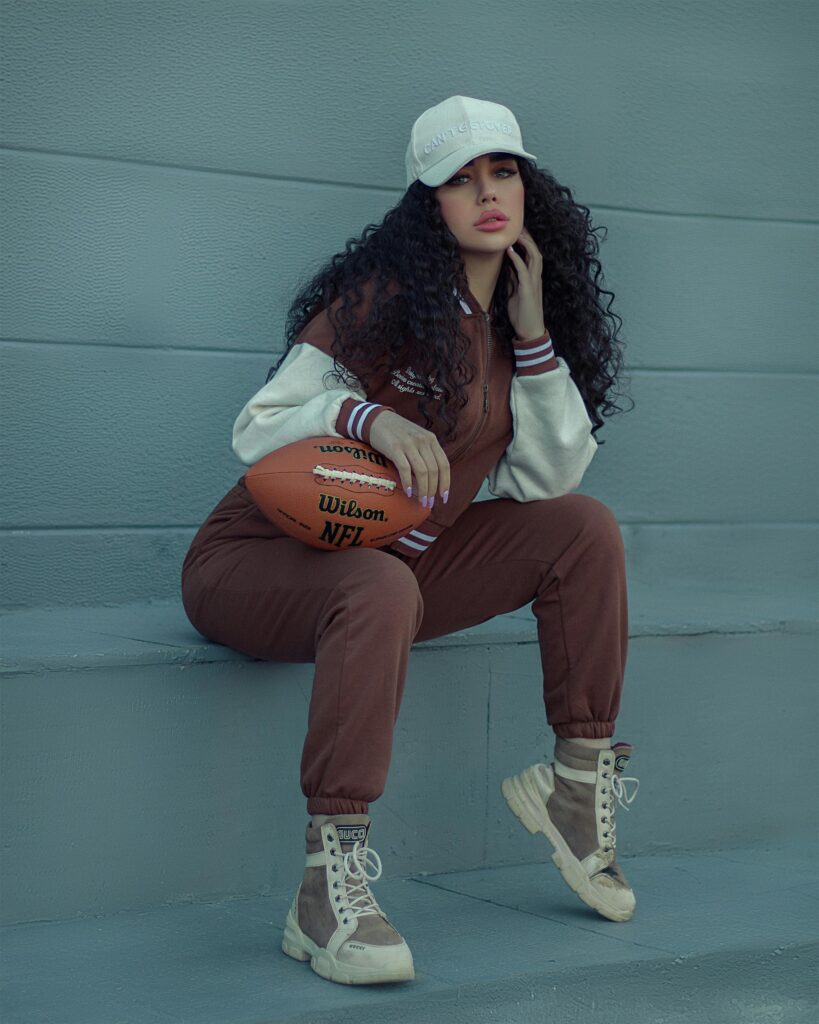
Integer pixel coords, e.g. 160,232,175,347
244,435,431,551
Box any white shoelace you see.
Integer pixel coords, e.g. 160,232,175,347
340,841,384,920
612,773,640,810
605,773,640,849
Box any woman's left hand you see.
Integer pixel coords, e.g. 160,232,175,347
505,227,547,341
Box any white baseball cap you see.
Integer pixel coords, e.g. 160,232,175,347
405,94,538,188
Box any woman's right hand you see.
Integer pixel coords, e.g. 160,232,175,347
368,410,450,507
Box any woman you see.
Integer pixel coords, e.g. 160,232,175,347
181,95,639,986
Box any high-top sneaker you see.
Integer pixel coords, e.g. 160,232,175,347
501,739,640,922
281,813,415,985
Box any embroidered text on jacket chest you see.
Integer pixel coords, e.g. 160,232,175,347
389,366,445,398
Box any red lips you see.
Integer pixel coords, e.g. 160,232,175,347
475,210,509,226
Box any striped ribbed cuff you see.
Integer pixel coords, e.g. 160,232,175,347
388,519,444,558
336,397,393,445
513,332,559,376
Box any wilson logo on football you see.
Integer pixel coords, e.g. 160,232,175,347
317,493,387,522
315,443,390,466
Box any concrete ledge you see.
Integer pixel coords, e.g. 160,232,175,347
1,580,816,676
1,842,815,1024
1,582,817,925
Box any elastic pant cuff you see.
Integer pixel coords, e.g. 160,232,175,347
306,796,370,815
552,721,615,740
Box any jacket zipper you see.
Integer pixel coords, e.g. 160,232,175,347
483,312,492,412
448,312,492,465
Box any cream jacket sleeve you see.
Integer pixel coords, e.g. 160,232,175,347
486,335,599,501
232,342,392,465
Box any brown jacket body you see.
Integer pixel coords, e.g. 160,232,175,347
231,283,598,559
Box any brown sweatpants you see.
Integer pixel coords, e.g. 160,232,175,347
181,477,629,816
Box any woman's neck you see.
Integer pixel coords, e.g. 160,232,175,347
462,250,504,314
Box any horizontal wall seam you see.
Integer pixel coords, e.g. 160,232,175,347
1,144,402,195
1,340,816,378
0,338,275,358
2,145,818,226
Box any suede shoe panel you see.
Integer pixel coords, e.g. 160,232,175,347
547,738,613,860
298,867,338,948
351,911,403,945
544,774,601,861
297,823,340,949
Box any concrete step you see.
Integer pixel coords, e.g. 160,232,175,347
1,842,816,1024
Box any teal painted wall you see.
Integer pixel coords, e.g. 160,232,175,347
1,0,817,609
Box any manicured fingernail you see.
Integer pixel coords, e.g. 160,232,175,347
443,490,449,504
421,495,428,507
406,486,412,498
430,496,435,508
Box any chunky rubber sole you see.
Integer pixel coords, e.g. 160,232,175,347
501,764,636,923
281,904,415,985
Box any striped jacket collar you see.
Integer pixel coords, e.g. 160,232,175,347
453,285,494,318
454,287,474,315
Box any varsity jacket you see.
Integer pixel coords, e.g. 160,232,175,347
232,283,598,560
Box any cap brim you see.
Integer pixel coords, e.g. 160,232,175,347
418,145,538,187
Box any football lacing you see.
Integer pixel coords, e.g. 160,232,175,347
313,465,396,491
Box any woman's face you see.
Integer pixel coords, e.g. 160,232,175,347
434,151,525,254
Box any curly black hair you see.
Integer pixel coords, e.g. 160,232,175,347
265,155,633,447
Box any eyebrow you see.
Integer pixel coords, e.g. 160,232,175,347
460,152,517,167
